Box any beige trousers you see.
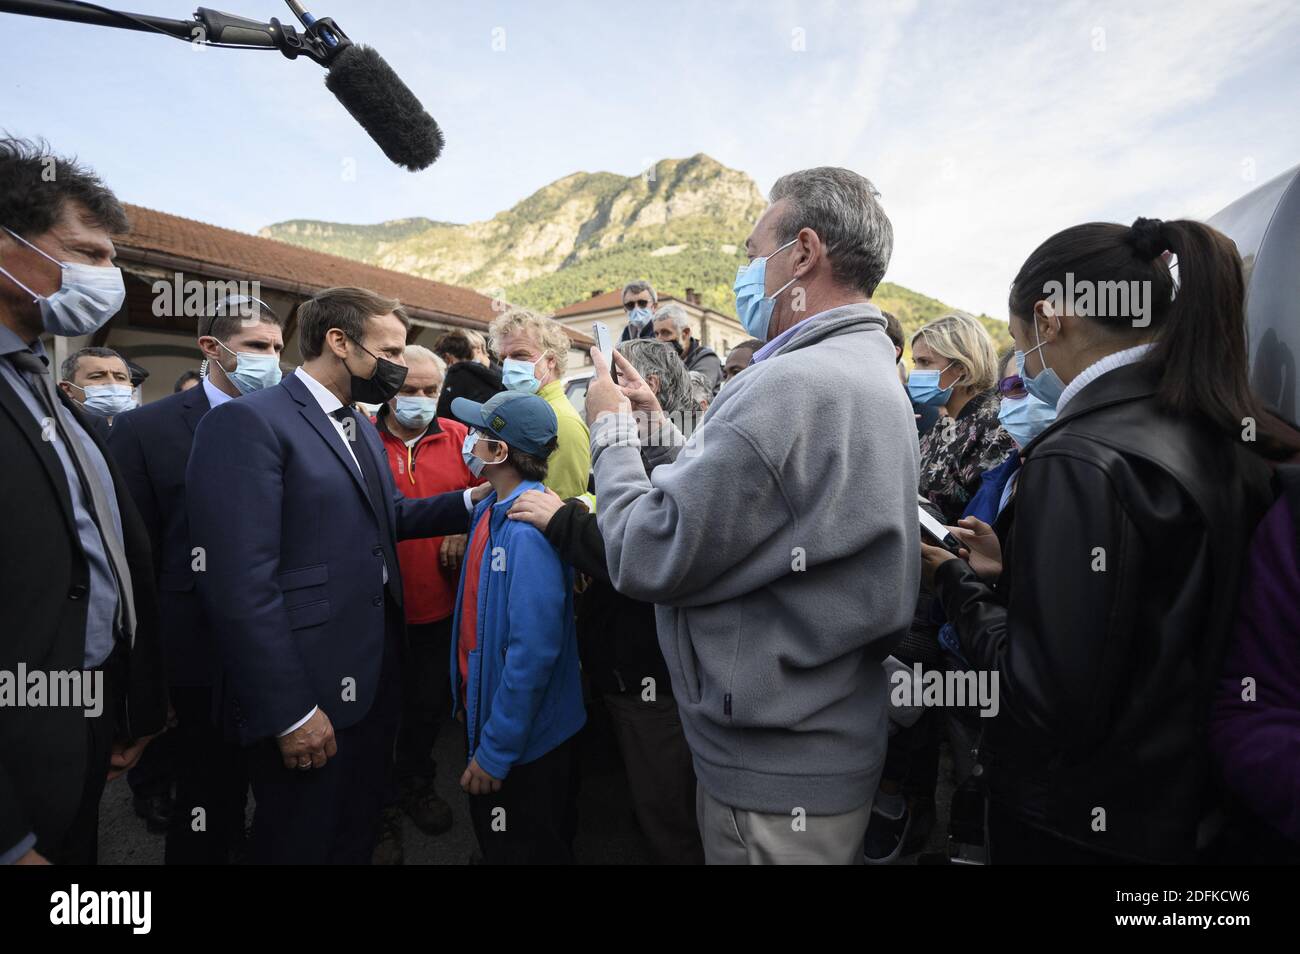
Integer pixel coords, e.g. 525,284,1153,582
696,785,871,865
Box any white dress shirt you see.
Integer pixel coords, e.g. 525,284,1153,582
295,366,363,475
202,374,234,410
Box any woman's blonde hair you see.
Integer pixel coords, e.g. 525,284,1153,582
910,312,998,392
488,307,571,377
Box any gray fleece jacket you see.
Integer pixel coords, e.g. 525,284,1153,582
591,302,920,815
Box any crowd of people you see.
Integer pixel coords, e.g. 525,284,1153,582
2,135,1298,866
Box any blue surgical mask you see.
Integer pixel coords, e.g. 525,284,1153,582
1015,319,1065,407
0,226,126,337
461,429,487,477
627,307,653,328
394,395,437,430
998,393,1057,447
73,383,137,417
216,340,282,394
502,354,546,394
906,362,956,407
461,428,506,477
733,239,798,340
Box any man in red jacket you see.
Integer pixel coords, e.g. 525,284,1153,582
372,343,481,861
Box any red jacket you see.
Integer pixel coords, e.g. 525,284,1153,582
373,408,481,624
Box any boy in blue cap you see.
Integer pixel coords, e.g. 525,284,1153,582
449,390,586,863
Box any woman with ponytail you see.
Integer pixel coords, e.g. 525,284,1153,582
920,216,1300,864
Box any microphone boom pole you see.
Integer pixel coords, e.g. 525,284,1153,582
0,0,444,169
0,0,199,39
0,1,287,47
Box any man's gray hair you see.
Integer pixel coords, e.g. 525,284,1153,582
617,338,691,417
652,301,690,331
688,369,712,407
768,166,893,296
404,343,447,379
621,280,657,305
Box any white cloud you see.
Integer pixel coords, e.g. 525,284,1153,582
802,0,1300,314
2,0,1295,315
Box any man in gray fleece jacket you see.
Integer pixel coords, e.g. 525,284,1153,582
584,167,920,863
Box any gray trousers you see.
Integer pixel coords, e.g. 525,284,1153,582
696,785,871,865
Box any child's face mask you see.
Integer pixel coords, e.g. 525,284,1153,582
462,428,507,477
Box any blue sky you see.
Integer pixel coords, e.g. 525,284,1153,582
3,0,1298,316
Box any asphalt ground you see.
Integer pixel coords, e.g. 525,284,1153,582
98,703,953,865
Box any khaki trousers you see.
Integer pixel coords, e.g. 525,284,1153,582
696,784,870,865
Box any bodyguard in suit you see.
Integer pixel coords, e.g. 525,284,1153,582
0,137,167,865
187,286,487,864
109,294,285,863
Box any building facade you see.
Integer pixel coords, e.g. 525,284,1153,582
552,286,747,360
51,205,593,404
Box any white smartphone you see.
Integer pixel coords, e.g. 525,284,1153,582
592,321,619,384
919,506,964,556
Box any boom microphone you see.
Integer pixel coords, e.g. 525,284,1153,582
0,0,444,170
325,43,444,171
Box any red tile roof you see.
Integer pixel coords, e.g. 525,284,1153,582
554,289,626,317
116,204,591,345
554,289,729,320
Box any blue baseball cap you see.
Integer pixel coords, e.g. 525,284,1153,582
451,391,558,458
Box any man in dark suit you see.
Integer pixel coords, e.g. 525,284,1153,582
187,285,488,864
109,294,286,863
0,137,166,865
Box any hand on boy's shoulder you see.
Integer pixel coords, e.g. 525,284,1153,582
460,757,502,795
506,487,565,532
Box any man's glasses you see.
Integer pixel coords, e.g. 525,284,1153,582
623,299,652,311
997,374,1027,399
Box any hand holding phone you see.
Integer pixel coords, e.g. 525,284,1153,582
919,506,965,556
592,322,619,385
951,516,1002,579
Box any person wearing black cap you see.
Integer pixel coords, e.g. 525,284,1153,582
108,293,284,864
432,328,504,420
448,390,586,864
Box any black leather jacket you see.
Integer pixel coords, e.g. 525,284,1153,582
934,361,1274,863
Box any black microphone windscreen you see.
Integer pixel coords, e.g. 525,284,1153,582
325,44,443,171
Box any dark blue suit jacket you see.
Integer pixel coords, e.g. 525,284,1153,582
186,371,471,744
108,383,214,687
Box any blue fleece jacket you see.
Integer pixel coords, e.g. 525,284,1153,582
449,479,585,779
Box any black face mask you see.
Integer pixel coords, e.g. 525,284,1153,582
344,335,408,405
669,340,685,358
